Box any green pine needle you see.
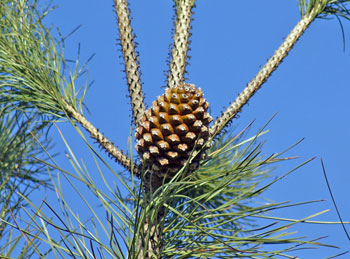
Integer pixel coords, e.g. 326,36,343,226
4,121,346,258
298,0,350,19
0,107,53,258
1,1,350,258
0,0,89,119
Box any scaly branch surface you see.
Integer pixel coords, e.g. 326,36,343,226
167,0,194,89
64,102,139,175
114,0,145,129
210,13,316,137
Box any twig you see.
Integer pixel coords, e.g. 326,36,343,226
114,0,146,129
64,102,139,175
167,0,194,89
209,12,316,137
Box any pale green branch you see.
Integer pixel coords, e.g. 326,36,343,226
210,1,350,137
167,0,194,89
114,0,146,129
209,14,314,137
0,0,138,174
64,102,139,175
209,3,332,137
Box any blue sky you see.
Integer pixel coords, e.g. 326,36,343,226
34,0,350,257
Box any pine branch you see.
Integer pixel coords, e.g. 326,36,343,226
209,11,317,137
64,102,139,175
0,1,139,175
167,0,194,89
210,0,350,137
138,217,162,259
114,0,146,129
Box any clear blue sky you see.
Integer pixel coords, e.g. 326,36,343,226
34,0,350,258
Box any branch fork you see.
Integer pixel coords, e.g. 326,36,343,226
104,1,323,176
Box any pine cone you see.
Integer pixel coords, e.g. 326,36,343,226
135,83,212,187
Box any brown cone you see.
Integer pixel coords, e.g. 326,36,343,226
135,83,212,188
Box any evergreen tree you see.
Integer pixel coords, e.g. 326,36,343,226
0,0,349,258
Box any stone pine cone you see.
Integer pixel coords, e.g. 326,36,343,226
135,83,212,182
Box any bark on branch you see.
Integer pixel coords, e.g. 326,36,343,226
114,0,146,129
64,102,139,175
210,13,315,137
167,0,194,89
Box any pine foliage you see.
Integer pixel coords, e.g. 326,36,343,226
0,0,350,258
